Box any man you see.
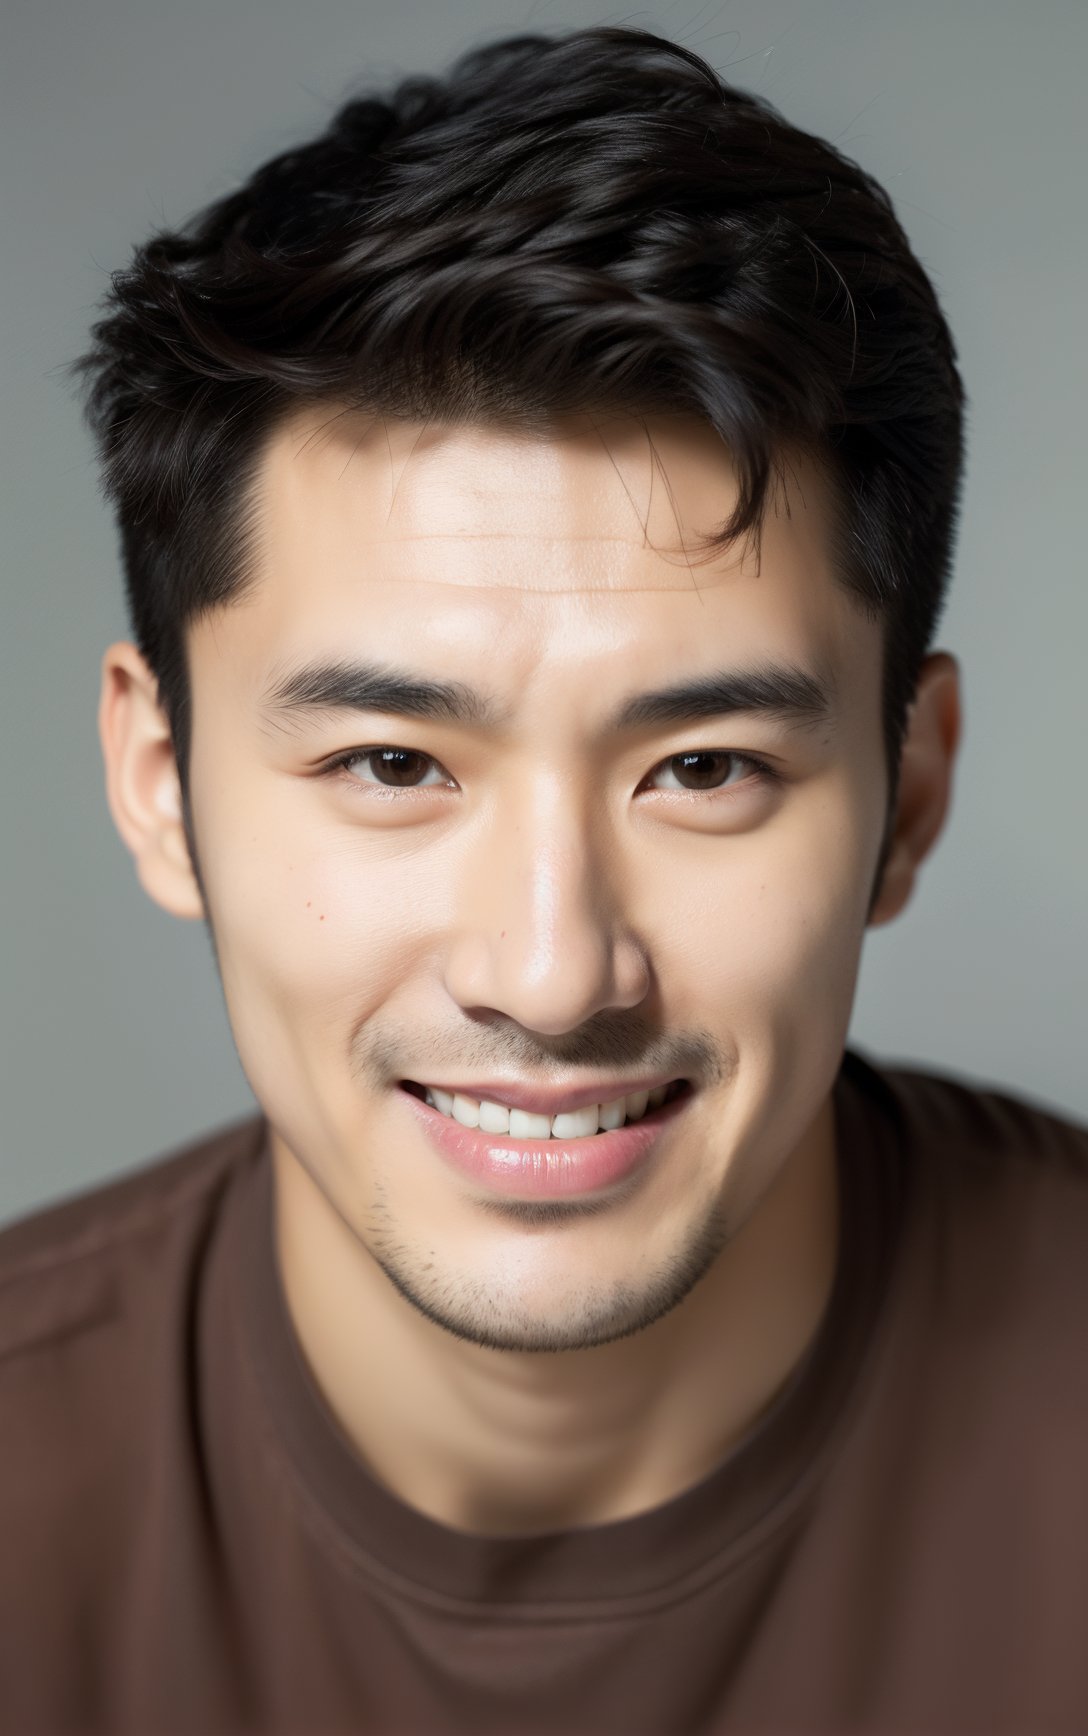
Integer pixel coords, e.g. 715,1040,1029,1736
2,24,1084,1736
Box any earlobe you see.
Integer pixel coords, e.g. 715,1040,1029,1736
866,651,962,930
98,641,205,922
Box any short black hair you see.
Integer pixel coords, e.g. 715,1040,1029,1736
72,24,966,880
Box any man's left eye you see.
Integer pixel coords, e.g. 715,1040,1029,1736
647,751,779,794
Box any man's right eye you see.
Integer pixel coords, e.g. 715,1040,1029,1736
322,747,452,791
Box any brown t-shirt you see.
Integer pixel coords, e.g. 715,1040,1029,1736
1,1046,1086,1736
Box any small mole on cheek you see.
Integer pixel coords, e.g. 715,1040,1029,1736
500,930,506,939
306,901,312,909
319,915,325,922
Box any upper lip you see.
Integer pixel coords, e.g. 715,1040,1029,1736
401,1076,686,1116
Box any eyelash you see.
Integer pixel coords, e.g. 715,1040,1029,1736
318,746,783,800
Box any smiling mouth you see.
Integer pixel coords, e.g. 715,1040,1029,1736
399,1079,691,1139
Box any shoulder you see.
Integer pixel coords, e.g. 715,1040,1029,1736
0,1113,266,1348
0,1113,265,1478
0,1116,266,1679
843,1044,1088,1183
842,1046,1088,1345
845,1046,1088,1382
846,1047,1088,1273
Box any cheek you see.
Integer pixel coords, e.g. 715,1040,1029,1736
666,778,875,1034
196,794,421,1065
665,780,877,1177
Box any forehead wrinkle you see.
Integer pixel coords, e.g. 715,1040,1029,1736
307,530,740,596
281,577,737,596
337,532,715,545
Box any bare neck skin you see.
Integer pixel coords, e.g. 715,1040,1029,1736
100,409,960,1537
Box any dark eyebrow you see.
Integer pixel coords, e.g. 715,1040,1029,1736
261,658,834,736
262,661,506,729
609,664,833,734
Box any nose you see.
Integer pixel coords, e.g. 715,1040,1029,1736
440,778,651,1035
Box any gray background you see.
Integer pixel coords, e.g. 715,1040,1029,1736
3,0,1085,1227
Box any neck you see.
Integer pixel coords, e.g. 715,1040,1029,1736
269,1095,840,1538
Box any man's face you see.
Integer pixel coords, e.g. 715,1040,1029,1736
184,410,889,1352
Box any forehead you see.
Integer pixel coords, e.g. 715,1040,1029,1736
198,407,879,729
248,406,839,599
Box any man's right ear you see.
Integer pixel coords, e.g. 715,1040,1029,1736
98,641,205,921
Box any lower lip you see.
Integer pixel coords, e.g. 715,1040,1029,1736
397,1082,694,1199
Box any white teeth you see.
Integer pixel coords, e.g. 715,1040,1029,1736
550,1105,601,1140
508,1107,554,1138
598,1095,627,1131
478,1098,511,1134
420,1082,679,1137
451,1093,481,1129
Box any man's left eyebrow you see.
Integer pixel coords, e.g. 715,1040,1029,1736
260,657,835,736
607,663,834,734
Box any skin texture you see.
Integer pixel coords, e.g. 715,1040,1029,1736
100,410,961,1536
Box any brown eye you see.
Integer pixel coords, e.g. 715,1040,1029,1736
650,751,771,793
338,748,447,789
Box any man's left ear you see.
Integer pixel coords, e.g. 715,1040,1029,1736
867,651,962,929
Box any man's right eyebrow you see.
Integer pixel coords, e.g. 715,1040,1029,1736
261,661,506,729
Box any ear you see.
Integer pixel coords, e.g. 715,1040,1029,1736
867,651,962,929
98,641,205,921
